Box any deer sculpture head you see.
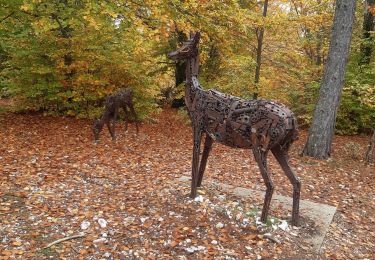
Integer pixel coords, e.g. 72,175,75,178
168,32,200,61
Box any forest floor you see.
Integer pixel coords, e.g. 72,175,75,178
0,109,374,259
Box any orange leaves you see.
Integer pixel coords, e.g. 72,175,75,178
170,240,179,247
11,241,22,247
0,110,374,258
0,206,11,212
369,5,375,15
1,249,24,259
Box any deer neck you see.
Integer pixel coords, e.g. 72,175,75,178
185,53,200,85
184,54,203,111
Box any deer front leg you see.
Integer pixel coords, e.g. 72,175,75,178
92,119,103,143
129,103,139,134
106,108,118,141
190,128,202,198
271,145,301,226
106,119,116,141
252,148,273,223
197,134,213,187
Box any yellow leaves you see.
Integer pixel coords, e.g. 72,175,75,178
362,86,375,108
0,206,11,211
3,0,355,123
20,3,33,12
106,12,118,18
12,241,22,246
82,15,99,30
70,208,79,214
32,19,55,34
48,217,59,223
15,251,24,256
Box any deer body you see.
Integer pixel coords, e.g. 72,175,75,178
186,87,297,150
169,32,301,226
93,88,139,141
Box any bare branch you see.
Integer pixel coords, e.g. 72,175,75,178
44,233,85,249
0,11,15,23
20,10,39,17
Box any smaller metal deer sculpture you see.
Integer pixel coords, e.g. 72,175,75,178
168,32,301,226
92,88,139,142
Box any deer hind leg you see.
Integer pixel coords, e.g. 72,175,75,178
197,134,213,187
271,145,300,226
190,128,202,198
252,147,273,223
123,106,129,133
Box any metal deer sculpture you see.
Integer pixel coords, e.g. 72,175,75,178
168,32,301,226
92,88,139,142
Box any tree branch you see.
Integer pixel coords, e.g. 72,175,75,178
20,10,39,18
0,11,15,23
44,233,85,249
51,13,70,38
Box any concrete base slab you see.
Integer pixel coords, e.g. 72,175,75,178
178,176,336,253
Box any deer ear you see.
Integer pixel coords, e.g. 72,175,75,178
192,31,200,45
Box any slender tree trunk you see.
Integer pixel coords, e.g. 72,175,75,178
316,29,323,65
361,1,374,163
175,61,186,87
359,0,374,65
175,30,187,87
315,0,323,65
171,29,186,108
302,0,356,159
253,0,269,99
365,129,375,163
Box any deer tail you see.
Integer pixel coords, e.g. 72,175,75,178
281,117,299,153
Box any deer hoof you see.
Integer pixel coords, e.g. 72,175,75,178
189,191,197,199
291,218,299,227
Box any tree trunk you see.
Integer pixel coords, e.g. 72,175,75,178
175,61,186,87
253,0,269,99
302,0,356,159
359,0,374,65
175,30,187,87
316,29,323,65
365,129,375,163
171,29,187,108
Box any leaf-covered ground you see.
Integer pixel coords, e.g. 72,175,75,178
0,109,374,259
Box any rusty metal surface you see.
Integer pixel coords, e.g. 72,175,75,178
168,32,301,226
92,88,139,142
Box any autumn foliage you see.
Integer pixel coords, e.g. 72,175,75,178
0,0,373,134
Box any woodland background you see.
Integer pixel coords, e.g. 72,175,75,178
0,0,374,135
1,1,375,259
